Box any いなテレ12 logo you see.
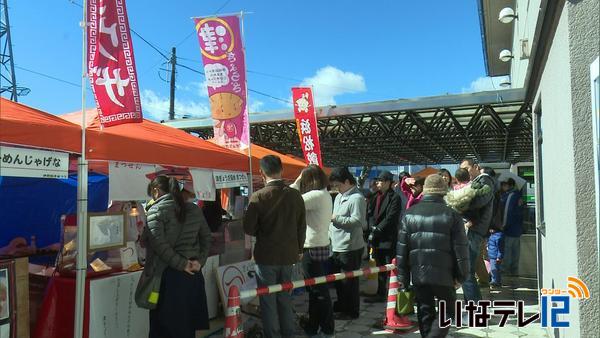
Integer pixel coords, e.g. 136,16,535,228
540,276,590,328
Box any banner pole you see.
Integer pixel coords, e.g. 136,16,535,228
74,1,89,337
240,11,253,196
239,11,256,256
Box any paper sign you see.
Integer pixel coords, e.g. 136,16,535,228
213,171,248,189
190,168,216,201
89,271,149,338
0,146,68,179
202,255,220,319
119,241,138,270
108,161,156,201
216,260,258,314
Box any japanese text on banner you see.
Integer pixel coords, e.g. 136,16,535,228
0,146,69,179
193,15,249,151
88,0,143,127
292,87,323,166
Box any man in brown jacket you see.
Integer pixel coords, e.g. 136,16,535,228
243,155,306,338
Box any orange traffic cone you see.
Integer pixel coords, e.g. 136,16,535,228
382,258,415,331
224,285,243,338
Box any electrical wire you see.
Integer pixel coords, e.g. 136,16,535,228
177,63,292,104
175,0,233,47
66,0,291,106
15,65,83,89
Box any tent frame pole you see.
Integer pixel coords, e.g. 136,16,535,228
74,1,88,337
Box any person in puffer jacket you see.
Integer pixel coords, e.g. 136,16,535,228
397,174,469,338
138,175,211,338
487,224,505,289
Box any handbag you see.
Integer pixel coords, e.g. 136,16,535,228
134,270,162,309
396,288,415,315
135,204,187,310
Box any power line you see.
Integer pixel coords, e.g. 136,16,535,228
213,0,233,15
178,62,292,104
66,0,291,106
130,29,169,60
15,65,83,88
176,0,233,47
68,0,169,61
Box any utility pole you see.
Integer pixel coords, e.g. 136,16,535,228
168,47,176,120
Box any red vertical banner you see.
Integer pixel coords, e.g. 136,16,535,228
193,15,249,151
292,87,323,166
87,0,143,127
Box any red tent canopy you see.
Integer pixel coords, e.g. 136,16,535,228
243,143,307,180
0,98,81,153
61,109,249,172
412,167,439,178
206,139,307,179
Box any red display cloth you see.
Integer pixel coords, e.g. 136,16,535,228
32,275,91,338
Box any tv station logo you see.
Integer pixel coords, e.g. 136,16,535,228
438,276,590,329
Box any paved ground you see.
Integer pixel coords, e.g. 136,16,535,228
202,275,550,337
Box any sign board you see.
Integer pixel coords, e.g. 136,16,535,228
202,255,220,319
190,168,216,201
108,161,157,201
89,271,148,338
213,171,248,189
0,146,68,179
216,260,258,314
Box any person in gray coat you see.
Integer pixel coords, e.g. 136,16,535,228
329,167,367,320
137,175,211,338
397,174,469,337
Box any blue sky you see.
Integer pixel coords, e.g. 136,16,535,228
3,0,504,121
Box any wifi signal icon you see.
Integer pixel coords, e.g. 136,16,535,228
567,277,590,299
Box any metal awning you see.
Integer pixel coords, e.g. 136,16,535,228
163,89,532,167
478,0,515,77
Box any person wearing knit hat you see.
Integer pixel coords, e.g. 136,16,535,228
396,173,469,336
423,174,449,195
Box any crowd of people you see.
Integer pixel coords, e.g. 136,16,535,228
132,154,524,338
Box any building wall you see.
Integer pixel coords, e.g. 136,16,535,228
533,5,581,337
511,0,542,87
566,0,600,335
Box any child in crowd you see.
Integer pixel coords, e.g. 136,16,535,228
453,168,470,191
487,221,505,289
444,168,491,213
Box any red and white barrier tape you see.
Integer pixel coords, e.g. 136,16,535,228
238,263,396,300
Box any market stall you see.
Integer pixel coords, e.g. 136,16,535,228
1,98,85,338
1,99,253,338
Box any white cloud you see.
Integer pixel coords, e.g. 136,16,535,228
141,89,211,121
301,66,367,106
177,81,208,98
462,76,510,93
249,99,264,113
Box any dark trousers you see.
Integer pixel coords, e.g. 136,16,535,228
149,268,209,338
301,250,334,335
374,247,394,297
330,248,363,317
414,285,456,338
